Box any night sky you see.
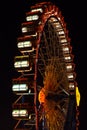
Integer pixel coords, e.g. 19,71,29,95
0,0,87,130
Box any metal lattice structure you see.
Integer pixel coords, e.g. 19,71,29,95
12,2,80,130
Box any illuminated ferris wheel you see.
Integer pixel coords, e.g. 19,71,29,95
12,2,80,130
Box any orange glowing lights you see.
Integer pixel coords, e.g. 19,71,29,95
38,88,46,104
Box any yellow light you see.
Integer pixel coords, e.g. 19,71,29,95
76,86,80,107
31,8,43,13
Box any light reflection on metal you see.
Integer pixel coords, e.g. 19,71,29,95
29,113,36,120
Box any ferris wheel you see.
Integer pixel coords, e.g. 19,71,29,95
12,2,80,130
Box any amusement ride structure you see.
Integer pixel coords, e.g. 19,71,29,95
12,1,80,130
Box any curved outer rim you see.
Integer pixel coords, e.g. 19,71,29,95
13,1,79,130
26,2,77,130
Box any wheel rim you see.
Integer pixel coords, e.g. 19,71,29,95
37,17,71,130
12,2,77,130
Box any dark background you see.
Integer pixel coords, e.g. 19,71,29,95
0,0,87,129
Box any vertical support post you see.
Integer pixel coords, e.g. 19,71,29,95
34,56,39,130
